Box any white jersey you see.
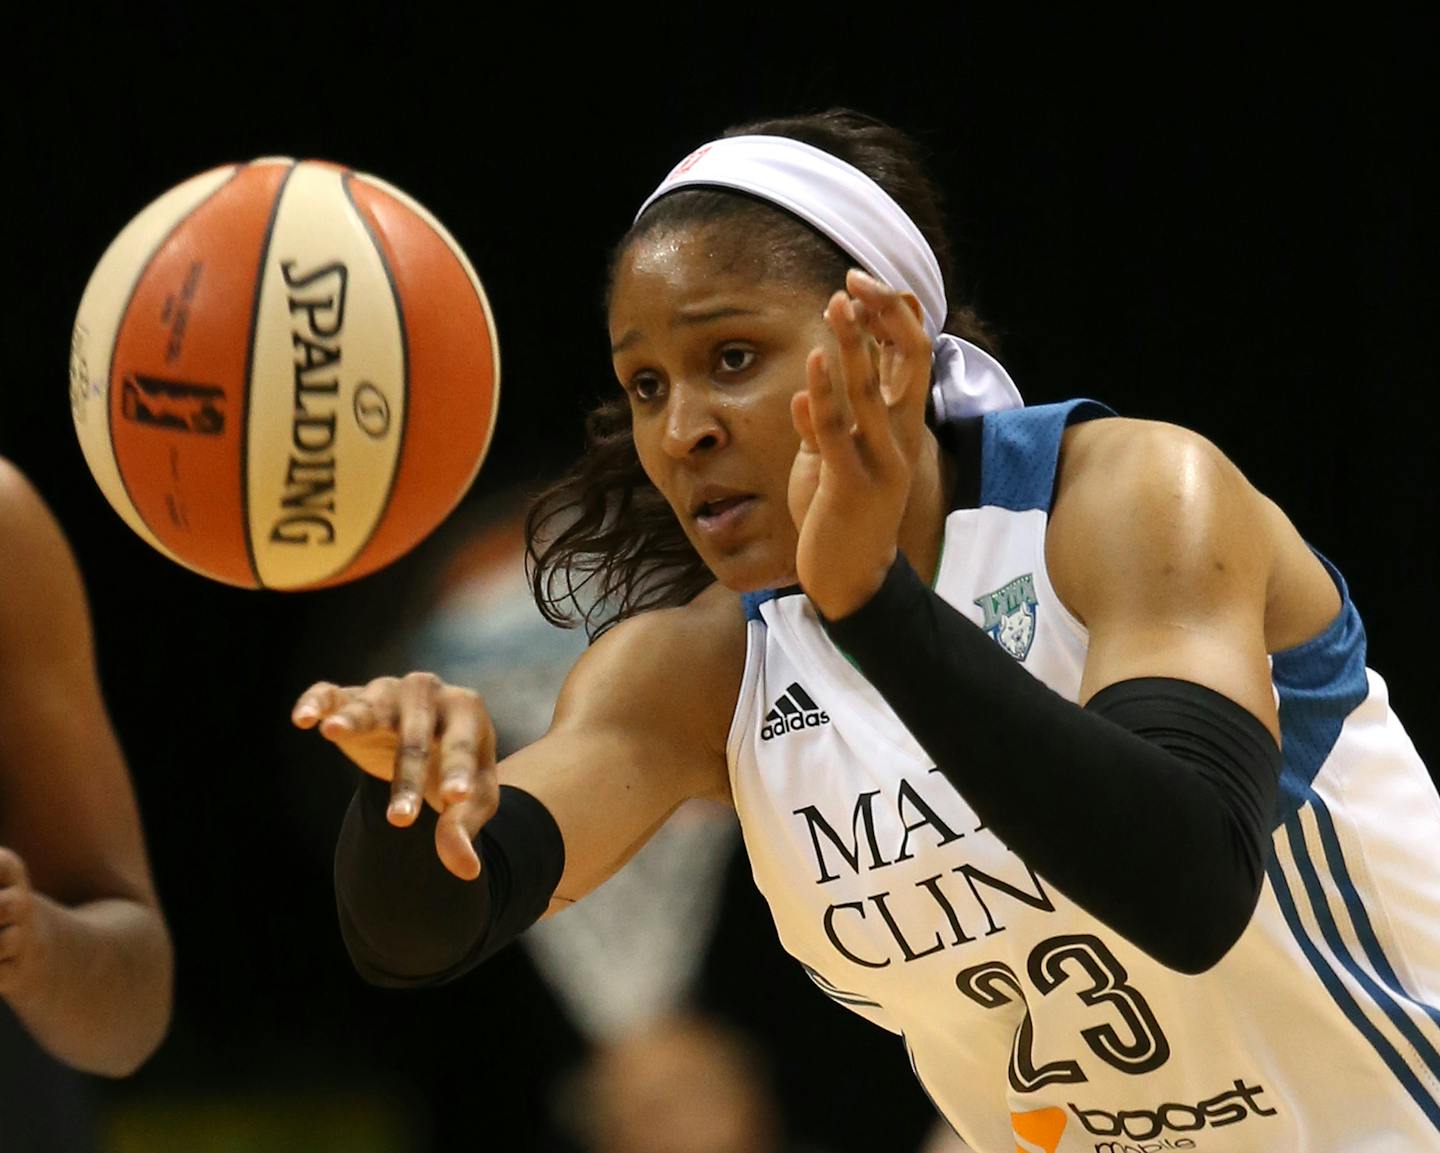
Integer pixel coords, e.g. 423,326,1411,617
728,400,1440,1153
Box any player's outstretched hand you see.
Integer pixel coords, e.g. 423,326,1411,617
788,268,931,620
292,674,496,881
0,848,50,996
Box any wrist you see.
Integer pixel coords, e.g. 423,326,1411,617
815,549,917,627
808,547,899,622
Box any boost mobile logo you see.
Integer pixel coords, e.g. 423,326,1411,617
1071,1077,1278,1149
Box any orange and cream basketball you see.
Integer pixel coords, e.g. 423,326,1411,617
68,159,499,589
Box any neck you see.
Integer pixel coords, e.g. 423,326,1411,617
897,427,952,587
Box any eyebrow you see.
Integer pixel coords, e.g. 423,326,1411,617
610,306,762,356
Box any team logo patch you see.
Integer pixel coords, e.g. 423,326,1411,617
975,574,1039,661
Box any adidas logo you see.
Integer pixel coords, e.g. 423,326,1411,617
761,682,830,741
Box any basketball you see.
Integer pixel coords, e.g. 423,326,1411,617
67,159,500,590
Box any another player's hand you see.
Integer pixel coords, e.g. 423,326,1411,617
291,674,497,881
0,848,52,997
788,268,931,619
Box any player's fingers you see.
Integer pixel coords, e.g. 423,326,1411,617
0,848,25,888
0,911,28,974
292,682,348,728
0,925,19,966
825,289,882,405
791,389,820,453
0,885,28,930
435,810,481,880
829,292,901,465
312,683,390,742
436,687,495,804
827,290,897,468
804,347,845,443
805,348,866,481
389,672,441,825
845,269,929,407
434,776,500,881
845,269,926,344
323,676,401,739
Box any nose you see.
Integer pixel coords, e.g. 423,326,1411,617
660,379,724,459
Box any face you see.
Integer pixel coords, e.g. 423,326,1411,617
609,226,833,592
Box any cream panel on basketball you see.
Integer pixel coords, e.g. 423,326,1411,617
246,162,405,589
70,165,237,561
353,171,502,479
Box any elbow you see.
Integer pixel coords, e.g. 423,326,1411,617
340,929,445,990
1153,934,1240,978
346,954,447,991
89,914,175,1078
341,941,473,991
95,1023,167,1078
338,932,431,991
1146,874,1264,976
336,901,480,990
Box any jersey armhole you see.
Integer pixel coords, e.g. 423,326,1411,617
725,617,766,777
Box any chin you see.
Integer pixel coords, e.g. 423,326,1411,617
703,545,798,595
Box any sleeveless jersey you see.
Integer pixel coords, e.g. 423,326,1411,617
728,400,1440,1152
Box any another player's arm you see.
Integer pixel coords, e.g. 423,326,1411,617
300,583,742,986
0,460,173,1076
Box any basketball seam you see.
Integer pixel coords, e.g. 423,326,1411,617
330,169,410,587
350,172,498,546
106,164,241,563
241,160,299,590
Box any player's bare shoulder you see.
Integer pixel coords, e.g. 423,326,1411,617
548,581,747,797
1048,416,1339,650
1046,417,1270,625
1053,416,1247,511
581,581,747,721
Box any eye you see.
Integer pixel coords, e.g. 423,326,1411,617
628,372,663,403
716,345,757,375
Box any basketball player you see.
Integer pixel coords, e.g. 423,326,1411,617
295,111,1440,1149
0,458,173,1077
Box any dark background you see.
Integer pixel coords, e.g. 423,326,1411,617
3,9,1434,1152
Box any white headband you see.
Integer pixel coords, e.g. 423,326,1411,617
636,134,1023,421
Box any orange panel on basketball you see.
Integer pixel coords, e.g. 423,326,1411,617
77,158,497,589
333,176,498,584
108,163,291,586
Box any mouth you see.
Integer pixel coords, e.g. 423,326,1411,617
692,492,758,537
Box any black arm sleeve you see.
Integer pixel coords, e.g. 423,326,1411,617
334,776,565,988
821,553,1282,975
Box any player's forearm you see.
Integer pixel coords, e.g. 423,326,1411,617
821,552,1280,974
334,776,563,988
4,893,172,1076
